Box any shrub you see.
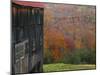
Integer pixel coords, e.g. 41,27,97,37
63,48,96,64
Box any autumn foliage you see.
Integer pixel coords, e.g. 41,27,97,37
43,3,96,64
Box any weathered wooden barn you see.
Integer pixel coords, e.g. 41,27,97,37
11,1,44,75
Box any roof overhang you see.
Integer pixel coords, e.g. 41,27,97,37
12,1,45,8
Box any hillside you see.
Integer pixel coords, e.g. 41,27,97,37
43,3,96,63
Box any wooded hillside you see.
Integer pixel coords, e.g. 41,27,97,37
43,3,96,64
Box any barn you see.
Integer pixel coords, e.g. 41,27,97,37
11,1,44,75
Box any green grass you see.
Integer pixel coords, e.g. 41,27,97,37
43,63,96,72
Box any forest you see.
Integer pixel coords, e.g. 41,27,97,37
43,3,96,72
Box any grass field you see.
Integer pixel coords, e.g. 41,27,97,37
43,63,96,72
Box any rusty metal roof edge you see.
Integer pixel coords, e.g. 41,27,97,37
12,1,45,8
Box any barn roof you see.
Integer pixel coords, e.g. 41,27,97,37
12,1,45,8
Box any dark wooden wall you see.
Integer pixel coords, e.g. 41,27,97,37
11,2,44,75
